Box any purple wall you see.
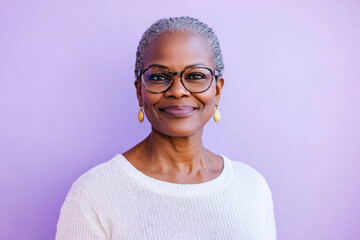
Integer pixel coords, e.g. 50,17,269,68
1,0,359,239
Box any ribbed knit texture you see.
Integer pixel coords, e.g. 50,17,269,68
56,154,276,240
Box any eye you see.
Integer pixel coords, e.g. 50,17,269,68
185,73,206,80
185,72,208,82
148,74,167,81
144,69,171,83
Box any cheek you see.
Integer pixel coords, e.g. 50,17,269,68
197,87,217,110
141,88,157,105
141,89,161,119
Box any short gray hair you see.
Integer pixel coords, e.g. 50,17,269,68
135,16,224,78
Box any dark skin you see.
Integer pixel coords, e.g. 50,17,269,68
123,31,225,184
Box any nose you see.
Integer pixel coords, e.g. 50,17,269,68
164,75,191,98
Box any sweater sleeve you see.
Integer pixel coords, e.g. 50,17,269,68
267,194,277,240
56,197,107,240
255,168,277,240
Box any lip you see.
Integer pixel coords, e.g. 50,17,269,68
159,105,197,117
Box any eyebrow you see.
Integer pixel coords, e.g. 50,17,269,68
145,63,208,70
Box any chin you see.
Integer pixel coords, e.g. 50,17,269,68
152,123,204,138
149,113,212,137
166,130,199,138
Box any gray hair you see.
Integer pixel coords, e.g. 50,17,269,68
135,16,224,78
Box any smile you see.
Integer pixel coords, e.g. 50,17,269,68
159,105,197,117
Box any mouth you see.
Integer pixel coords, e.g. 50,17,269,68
159,105,197,117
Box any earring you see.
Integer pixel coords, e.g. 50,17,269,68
138,107,144,123
213,106,220,123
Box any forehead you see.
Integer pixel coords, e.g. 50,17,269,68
143,31,213,70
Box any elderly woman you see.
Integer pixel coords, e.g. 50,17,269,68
56,16,276,239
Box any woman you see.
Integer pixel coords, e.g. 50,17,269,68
56,16,276,240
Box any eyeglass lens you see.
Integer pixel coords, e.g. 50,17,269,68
142,67,213,93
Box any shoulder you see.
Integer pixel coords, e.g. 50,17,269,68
65,154,124,201
223,155,273,196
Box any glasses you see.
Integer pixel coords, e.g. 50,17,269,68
138,66,218,93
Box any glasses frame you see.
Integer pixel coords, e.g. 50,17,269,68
138,66,219,94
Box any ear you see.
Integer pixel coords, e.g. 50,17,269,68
134,80,143,106
215,77,224,105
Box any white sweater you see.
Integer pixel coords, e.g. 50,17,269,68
56,154,276,240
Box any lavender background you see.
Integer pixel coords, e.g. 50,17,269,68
1,0,359,239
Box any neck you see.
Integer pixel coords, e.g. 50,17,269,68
143,127,207,173
123,127,223,183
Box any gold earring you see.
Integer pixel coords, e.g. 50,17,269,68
213,106,220,123
138,107,144,123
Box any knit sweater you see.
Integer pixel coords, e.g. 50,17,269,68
56,154,276,240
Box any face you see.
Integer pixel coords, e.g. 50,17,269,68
135,31,224,137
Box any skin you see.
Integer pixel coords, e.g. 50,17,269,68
123,31,225,184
